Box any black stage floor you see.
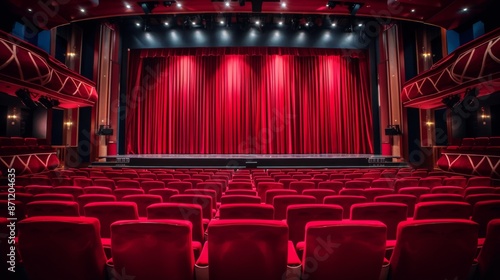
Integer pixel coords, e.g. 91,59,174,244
91,154,406,169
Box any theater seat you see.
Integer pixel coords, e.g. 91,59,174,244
109,220,195,280
26,201,80,217
419,193,465,202
374,194,417,217
389,219,478,280
272,195,317,220
220,195,261,205
264,189,298,204
350,202,407,240
286,204,343,245
122,194,163,217
472,200,500,238
147,203,205,244
83,202,139,238
219,203,274,220
301,221,387,280
413,201,472,220
195,219,300,280
476,219,500,280
323,195,367,219
18,216,107,280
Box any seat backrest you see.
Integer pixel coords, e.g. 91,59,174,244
264,189,298,204
24,185,53,195
394,179,419,191
73,178,93,187
363,188,395,201
227,181,253,190
111,220,194,280
472,200,500,237
167,182,193,193
92,179,116,189
389,219,478,280
345,180,370,189
83,202,139,238
207,219,288,280
443,177,467,187
148,188,179,201
256,182,284,200
374,194,417,217
33,193,74,202
464,187,496,196
18,216,107,280
302,220,386,280
477,219,500,280
146,203,204,243
116,180,141,189
184,189,217,208
467,177,491,187
26,201,80,217
169,194,213,220
53,186,84,198
83,186,113,194
317,181,344,192
196,182,223,201
323,195,367,219
122,194,163,217
350,202,407,240
414,201,472,220
140,181,165,192
302,189,336,202
431,186,465,195
219,203,274,220
224,189,257,196
114,188,145,200
465,194,500,206
419,193,465,202
272,195,317,220
286,204,343,245
77,194,116,213
221,195,261,205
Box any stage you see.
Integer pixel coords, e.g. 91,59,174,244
91,154,406,169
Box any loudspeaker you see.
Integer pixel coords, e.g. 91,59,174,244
385,125,401,136
15,88,38,109
98,125,113,136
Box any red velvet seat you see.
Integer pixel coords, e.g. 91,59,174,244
83,201,139,238
221,195,261,204
92,178,116,189
371,178,395,189
53,186,84,198
73,178,93,187
227,181,253,190
467,177,491,187
317,181,344,192
170,194,214,220
32,193,74,201
167,181,193,193
83,186,113,194
114,188,145,200
195,220,299,280
147,203,205,243
196,182,223,201
464,187,496,196
29,177,52,186
413,201,472,220
116,179,141,189
256,182,284,200
350,202,407,240
185,189,218,208
418,177,442,188
272,195,317,220
286,204,343,245
18,216,107,280
476,219,500,280
184,178,203,188
140,181,165,192
52,177,73,187
389,219,478,280
26,201,80,217
443,177,467,187
265,189,298,204
77,194,116,213
472,200,500,237
219,203,274,220
24,185,53,195
398,186,430,198
430,186,465,194
465,194,500,206
345,180,370,189
363,188,395,201
278,178,299,189
323,195,367,219
122,194,163,217
394,179,419,191
374,194,418,217
419,193,465,202
110,220,194,280
339,188,364,196
224,189,257,196
301,221,387,280
148,188,179,201
302,189,336,202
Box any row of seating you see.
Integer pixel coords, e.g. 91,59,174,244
446,136,500,153
5,216,499,280
0,137,53,156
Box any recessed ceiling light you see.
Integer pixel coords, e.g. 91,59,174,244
281,3,287,8
27,8,32,12
164,22,169,26
225,1,230,7
80,8,85,13
177,3,182,8
126,4,131,9
220,20,225,25
256,20,260,25
278,21,283,25
331,23,336,27
411,9,415,13
462,7,468,12
192,21,196,25
136,22,141,26
358,23,363,27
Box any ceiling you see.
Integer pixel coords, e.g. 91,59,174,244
3,0,496,30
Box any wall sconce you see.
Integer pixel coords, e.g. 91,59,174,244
425,121,434,126
480,114,490,119
7,114,17,125
64,121,73,129
422,52,431,58
67,52,77,57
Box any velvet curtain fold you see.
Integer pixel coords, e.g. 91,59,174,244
126,47,373,154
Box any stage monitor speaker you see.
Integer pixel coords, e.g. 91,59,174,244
98,125,113,136
385,125,401,136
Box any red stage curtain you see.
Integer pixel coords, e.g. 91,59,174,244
126,48,373,154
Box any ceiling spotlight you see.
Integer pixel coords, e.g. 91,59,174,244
136,22,141,26
331,22,336,27
27,8,32,12
177,2,182,8
256,20,260,25
411,9,415,13
281,2,287,8
80,8,85,13
278,21,283,25
462,7,468,12
126,4,131,9
326,1,337,9
164,22,169,26
139,2,158,14
220,20,225,25
192,21,196,25
358,23,363,27
225,1,230,7
38,96,59,109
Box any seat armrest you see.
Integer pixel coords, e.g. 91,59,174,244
195,243,209,266
287,241,301,266
195,243,209,280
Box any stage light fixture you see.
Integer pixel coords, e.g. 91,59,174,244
441,94,461,109
139,1,158,14
348,3,362,16
15,88,38,110
163,1,175,7
326,1,337,9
